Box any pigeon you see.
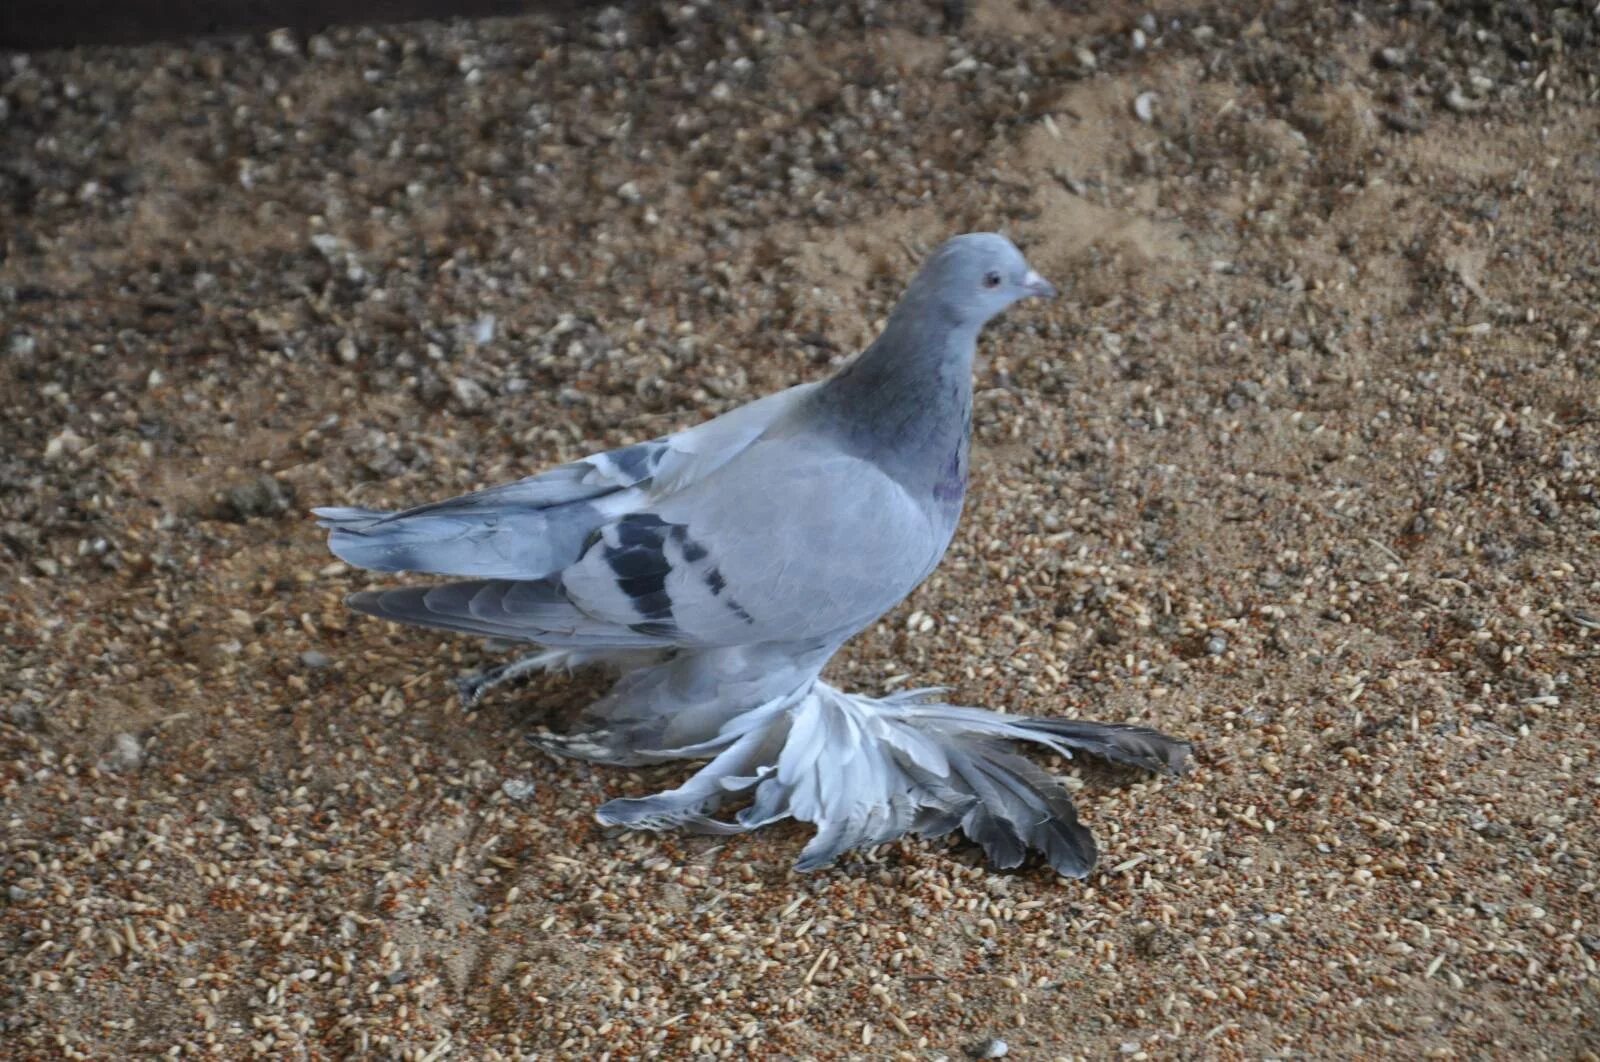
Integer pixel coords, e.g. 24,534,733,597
315,233,1189,876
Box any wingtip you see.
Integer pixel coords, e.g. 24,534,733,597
1148,733,1195,778
310,505,383,532
1166,739,1196,776
344,589,390,616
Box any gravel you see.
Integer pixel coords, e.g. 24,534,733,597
2,0,1598,1057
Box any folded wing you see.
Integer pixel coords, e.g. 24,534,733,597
559,438,945,647
314,383,817,579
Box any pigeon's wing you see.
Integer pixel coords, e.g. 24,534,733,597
346,578,671,649
314,383,818,578
558,435,946,647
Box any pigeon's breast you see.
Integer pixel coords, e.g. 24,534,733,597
930,401,970,523
933,445,966,506
929,458,967,559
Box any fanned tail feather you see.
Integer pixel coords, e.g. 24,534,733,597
590,683,1189,877
1013,717,1189,775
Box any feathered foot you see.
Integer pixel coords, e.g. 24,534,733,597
455,651,563,707
590,683,1189,877
454,647,662,707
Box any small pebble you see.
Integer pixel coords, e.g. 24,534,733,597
111,732,143,771
451,376,490,412
218,475,293,521
43,428,87,463
502,778,537,801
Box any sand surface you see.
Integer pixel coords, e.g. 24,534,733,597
3,1,1598,1057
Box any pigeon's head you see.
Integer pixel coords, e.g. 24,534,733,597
907,233,1057,329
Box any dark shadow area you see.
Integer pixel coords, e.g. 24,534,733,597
1,0,606,51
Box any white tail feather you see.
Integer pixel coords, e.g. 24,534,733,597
586,683,1189,877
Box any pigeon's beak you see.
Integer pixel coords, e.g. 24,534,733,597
1021,269,1058,300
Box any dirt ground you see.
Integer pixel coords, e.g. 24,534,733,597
3,0,1598,1057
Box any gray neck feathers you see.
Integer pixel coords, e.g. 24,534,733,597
807,288,980,500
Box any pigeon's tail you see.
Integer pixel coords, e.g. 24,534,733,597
568,682,1189,877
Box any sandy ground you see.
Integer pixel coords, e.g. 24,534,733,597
3,0,1599,1057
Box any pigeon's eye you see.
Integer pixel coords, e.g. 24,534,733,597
982,271,1002,289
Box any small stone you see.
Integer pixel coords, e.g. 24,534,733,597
299,650,333,669
415,370,450,407
502,778,537,802
451,376,490,412
5,702,41,729
969,1039,1009,1059
1133,91,1158,124
1230,379,1264,402
266,28,300,56
217,475,293,522
1441,87,1484,114
1374,47,1408,70
1133,924,1182,957
43,428,87,463
1205,632,1229,656
111,732,143,771
1380,105,1428,134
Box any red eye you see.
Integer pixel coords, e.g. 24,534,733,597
982,271,1002,288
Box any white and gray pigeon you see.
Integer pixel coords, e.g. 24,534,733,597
315,233,1189,876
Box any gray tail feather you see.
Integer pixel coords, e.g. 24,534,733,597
347,579,665,649
899,740,1099,876
1013,718,1191,776
587,683,1190,877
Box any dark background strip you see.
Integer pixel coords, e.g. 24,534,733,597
1,0,603,51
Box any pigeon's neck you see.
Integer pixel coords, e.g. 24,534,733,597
810,302,980,504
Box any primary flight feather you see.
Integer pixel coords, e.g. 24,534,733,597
316,233,1189,876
